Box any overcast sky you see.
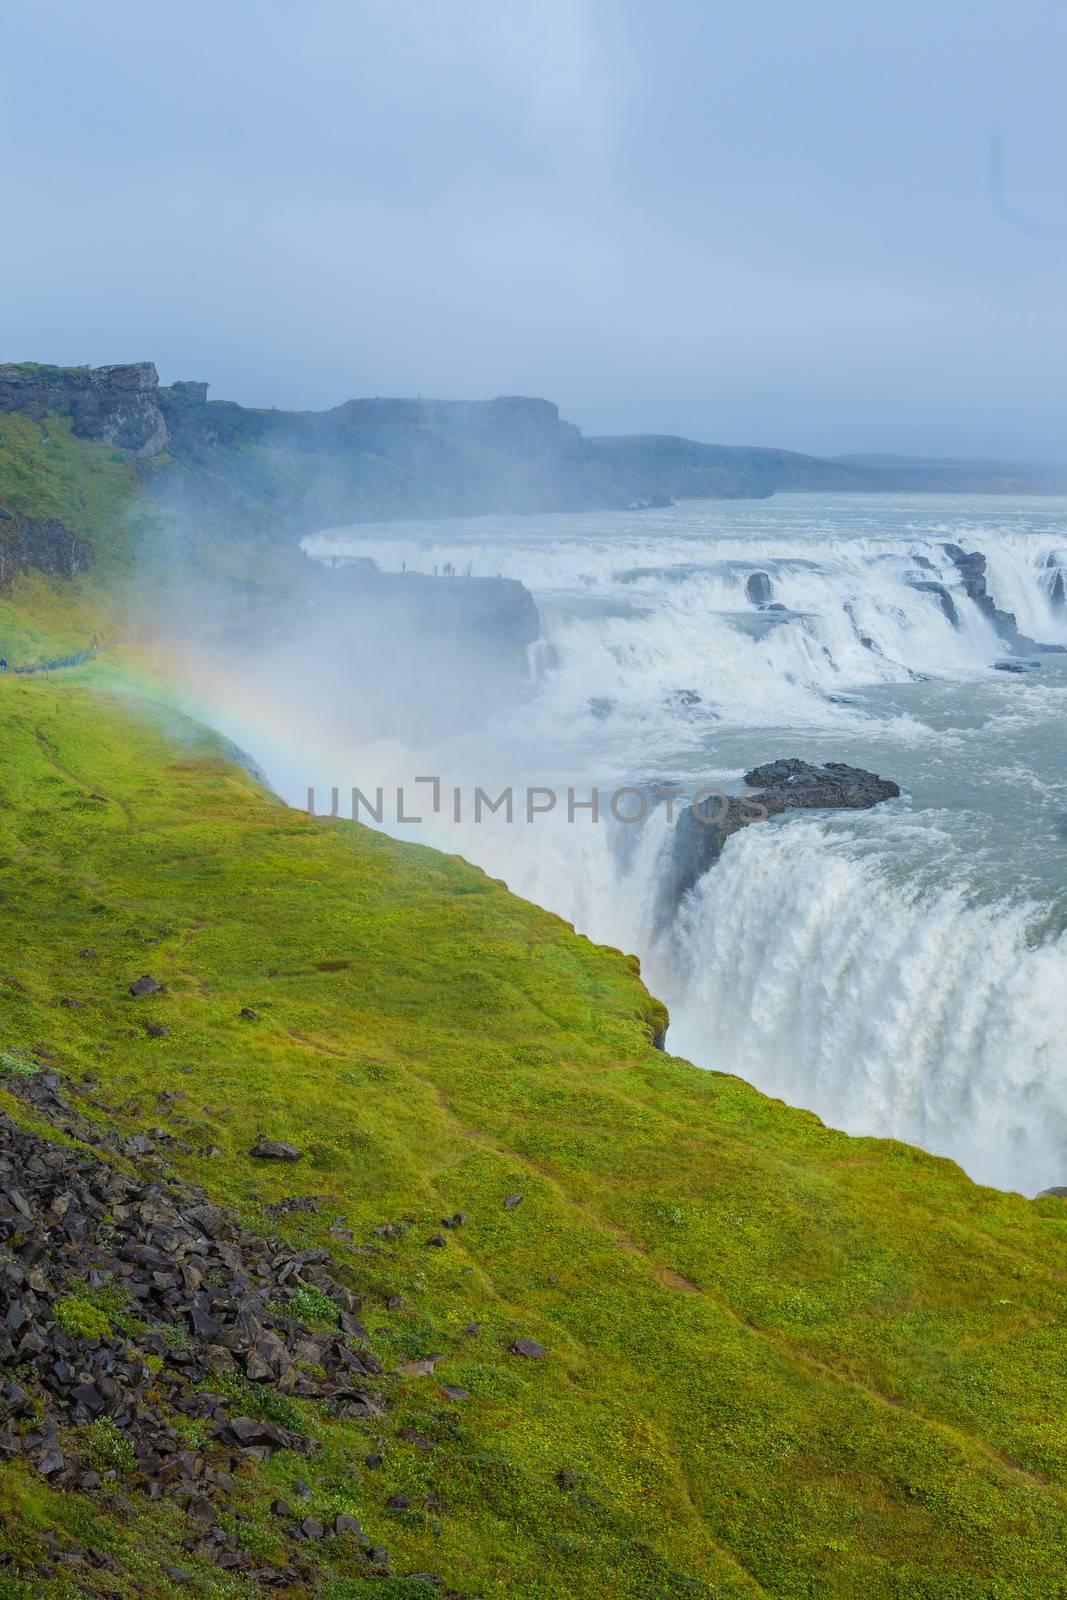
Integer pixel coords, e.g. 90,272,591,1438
3,0,1066,458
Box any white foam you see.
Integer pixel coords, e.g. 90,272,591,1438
289,501,1067,1194
663,817,1067,1193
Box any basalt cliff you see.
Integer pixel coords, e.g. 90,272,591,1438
0,363,669,527
6,364,1063,543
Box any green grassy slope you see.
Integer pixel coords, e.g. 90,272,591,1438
0,413,148,663
0,672,1064,1599
0,411,313,678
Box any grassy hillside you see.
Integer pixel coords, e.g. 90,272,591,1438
587,436,1067,500
0,410,308,668
0,413,144,663
586,437,872,500
0,671,1064,1599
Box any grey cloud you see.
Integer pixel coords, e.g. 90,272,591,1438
2,0,1065,459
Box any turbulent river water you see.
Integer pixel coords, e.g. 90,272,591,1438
249,493,1067,1195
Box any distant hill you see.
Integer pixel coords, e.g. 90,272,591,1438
829,452,1067,494
586,434,876,500
589,435,1067,499
2,365,1065,550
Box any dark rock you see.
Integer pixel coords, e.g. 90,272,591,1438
742,759,900,807
942,544,1065,655
239,1008,259,1021
397,1429,436,1453
441,1385,470,1401
365,1452,383,1470
909,579,960,628
664,757,901,909
299,1517,324,1540
144,1023,171,1038
188,1494,215,1527
334,1513,363,1536
249,1135,303,1162
0,1067,401,1576
441,1212,468,1228
746,571,773,606
224,1415,307,1453
510,1338,547,1359
128,975,162,998
994,660,1040,674
265,1194,321,1215
665,688,702,709
503,1194,523,1211
0,361,168,455
70,1383,106,1414
425,1233,447,1248
0,515,93,594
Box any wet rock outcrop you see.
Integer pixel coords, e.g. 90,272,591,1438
287,562,543,741
0,362,168,456
663,758,901,908
909,579,960,628
0,508,93,591
941,543,1066,656
325,567,540,656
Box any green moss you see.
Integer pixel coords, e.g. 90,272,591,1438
0,411,142,665
75,1417,137,1473
0,1054,37,1078
207,1373,306,1435
172,1417,210,1448
279,1283,339,1329
52,1295,111,1342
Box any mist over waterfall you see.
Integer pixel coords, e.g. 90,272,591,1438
205,494,1067,1195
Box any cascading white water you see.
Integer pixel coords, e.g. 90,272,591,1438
665,818,1067,1192
259,495,1067,1193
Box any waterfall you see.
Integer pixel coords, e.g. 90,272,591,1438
234,495,1067,1193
